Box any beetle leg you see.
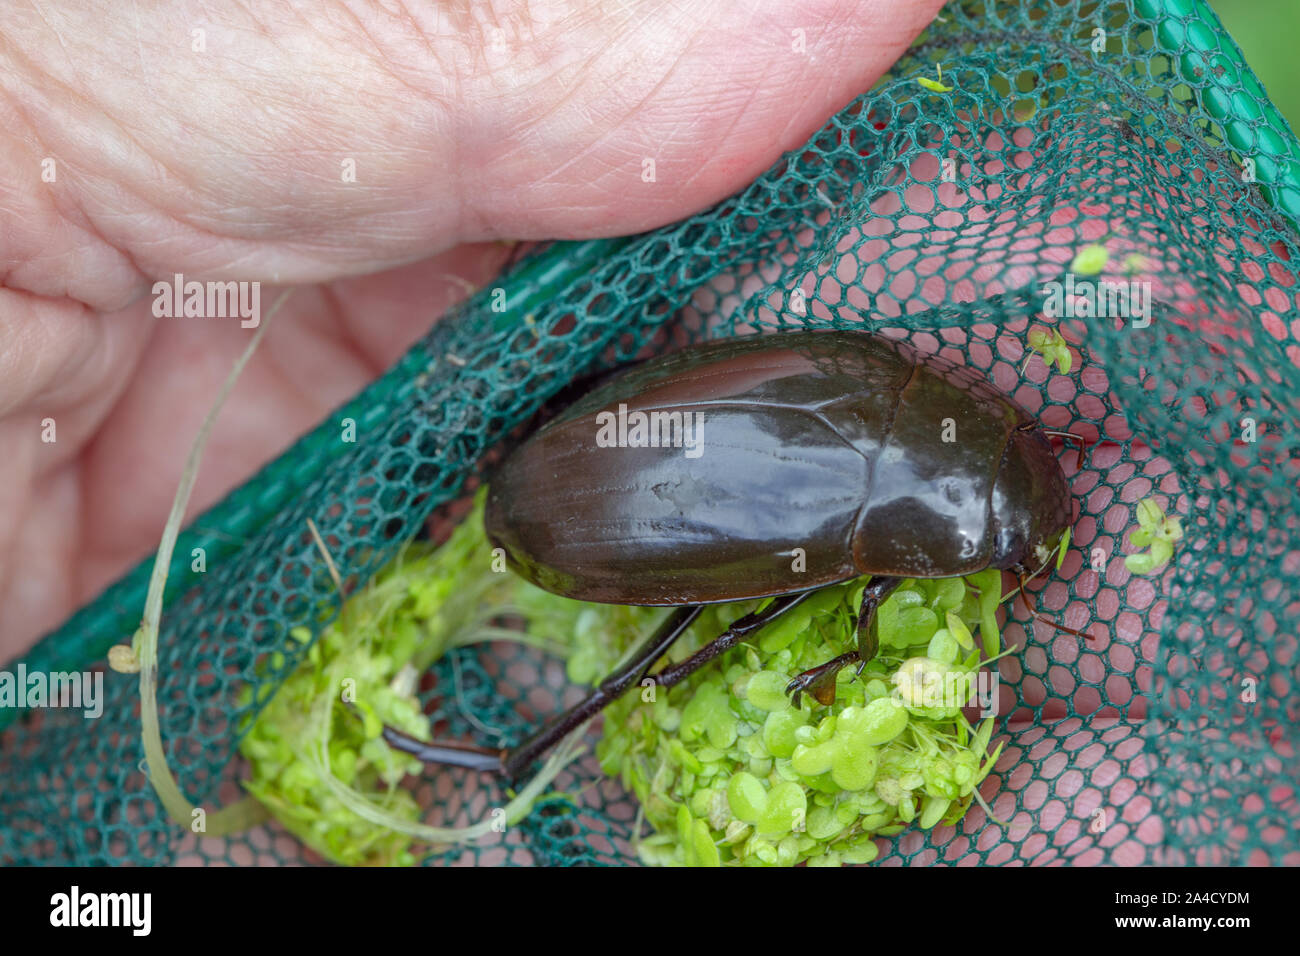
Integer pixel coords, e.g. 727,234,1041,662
1036,426,1091,472
853,575,902,671
650,591,816,689
383,604,703,776
786,652,859,708
378,727,505,772
786,575,902,706
1017,571,1097,642
497,594,815,778
499,603,715,778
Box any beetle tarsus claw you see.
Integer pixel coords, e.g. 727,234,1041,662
785,652,859,708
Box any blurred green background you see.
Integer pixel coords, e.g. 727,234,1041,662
1210,0,1299,128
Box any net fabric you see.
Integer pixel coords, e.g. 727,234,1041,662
1,0,1297,866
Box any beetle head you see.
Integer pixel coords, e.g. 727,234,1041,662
989,426,1072,573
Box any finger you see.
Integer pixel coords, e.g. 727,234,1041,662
0,289,153,658
460,0,950,241
1,0,947,311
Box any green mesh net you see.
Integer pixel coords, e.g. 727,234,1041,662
2,0,1298,866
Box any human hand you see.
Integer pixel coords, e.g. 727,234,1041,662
0,0,946,659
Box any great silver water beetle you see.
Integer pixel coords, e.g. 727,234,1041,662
384,329,1078,778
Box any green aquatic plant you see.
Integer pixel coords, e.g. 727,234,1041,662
581,572,1012,867
238,491,629,865
1125,496,1183,574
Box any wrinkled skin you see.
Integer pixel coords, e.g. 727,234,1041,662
0,0,947,659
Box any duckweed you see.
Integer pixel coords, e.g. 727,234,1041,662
584,573,1012,866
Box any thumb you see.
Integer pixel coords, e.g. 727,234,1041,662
460,0,948,241
1,0,946,312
